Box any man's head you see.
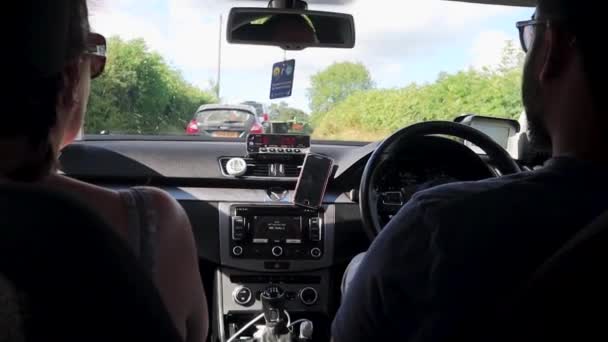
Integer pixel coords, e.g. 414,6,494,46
520,0,603,156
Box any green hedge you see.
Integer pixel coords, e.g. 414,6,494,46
312,67,523,141
86,37,216,135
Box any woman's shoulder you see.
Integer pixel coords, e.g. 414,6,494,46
129,186,191,230
44,175,123,214
45,173,117,196
43,176,191,234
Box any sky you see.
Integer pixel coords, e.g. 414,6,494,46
89,0,533,112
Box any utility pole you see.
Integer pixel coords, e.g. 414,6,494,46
217,14,222,100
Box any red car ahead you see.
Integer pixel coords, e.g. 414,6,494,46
186,104,265,137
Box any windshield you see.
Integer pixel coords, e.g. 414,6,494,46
87,0,531,142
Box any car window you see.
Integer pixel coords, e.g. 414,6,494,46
197,110,253,125
87,1,530,141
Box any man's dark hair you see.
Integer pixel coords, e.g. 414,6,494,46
538,0,603,109
2,1,89,181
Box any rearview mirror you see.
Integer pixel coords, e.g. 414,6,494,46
227,8,355,50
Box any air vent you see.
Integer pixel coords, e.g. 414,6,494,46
284,164,302,178
250,162,271,177
219,158,302,178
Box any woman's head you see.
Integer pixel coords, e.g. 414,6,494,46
3,0,105,181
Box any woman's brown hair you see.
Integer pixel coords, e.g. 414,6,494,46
3,1,90,181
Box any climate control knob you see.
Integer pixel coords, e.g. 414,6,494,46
299,287,318,306
232,246,243,257
272,246,283,257
233,286,253,306
310,248,322,258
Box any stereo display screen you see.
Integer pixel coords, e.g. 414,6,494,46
252,216,303,243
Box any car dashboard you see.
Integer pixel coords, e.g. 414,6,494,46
59,136,500,341
60,138,372,342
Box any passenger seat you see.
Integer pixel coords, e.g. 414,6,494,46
0,184,182,342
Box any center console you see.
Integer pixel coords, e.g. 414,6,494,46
215,202,335,342
213,134,334,341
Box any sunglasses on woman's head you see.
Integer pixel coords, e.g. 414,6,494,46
85,33,106,79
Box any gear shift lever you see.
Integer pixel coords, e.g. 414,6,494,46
260,285,289,336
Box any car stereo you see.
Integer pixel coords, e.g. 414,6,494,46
230,206,323,260
247,134,311,155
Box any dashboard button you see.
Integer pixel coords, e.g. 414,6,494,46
233,286,253,306
264,261,290,270
272,246,283,257
294,149,301,153
309,217,322,241
286,149,293,153
310,248,322,258
269,148,276,152
232,246,243,257
231,216,246,241
299,287,318,306
277,148,285,153
260,148,268,152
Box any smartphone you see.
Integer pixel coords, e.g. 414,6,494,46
293,153,334,209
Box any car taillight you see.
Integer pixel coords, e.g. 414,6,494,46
250,122,264,134
186,120,199,135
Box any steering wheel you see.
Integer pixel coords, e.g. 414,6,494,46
359,121,521,240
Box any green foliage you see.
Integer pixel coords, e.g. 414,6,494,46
269,102,313,135
86,37,216,134
269,102,309,122
307,61,374,114
312,45,525,141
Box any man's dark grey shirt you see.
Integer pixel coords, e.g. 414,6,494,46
332,157,608,341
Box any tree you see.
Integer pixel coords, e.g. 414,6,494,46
497,40,525,74
86,37,216,134
311,44,524,141
307,62,374,114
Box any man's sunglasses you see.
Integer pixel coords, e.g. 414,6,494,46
516,18,577,54
516,19,551,53
85,33,107,79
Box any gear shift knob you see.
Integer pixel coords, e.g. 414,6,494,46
261,285,288,335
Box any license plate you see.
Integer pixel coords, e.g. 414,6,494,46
212,131,239,138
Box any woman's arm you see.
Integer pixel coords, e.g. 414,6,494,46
146,188,209,342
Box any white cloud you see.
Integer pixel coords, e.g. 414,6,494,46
470,31,514,70
89,3,168,53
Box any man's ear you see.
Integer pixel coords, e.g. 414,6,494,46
56,60,82,113
539,26,573,81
